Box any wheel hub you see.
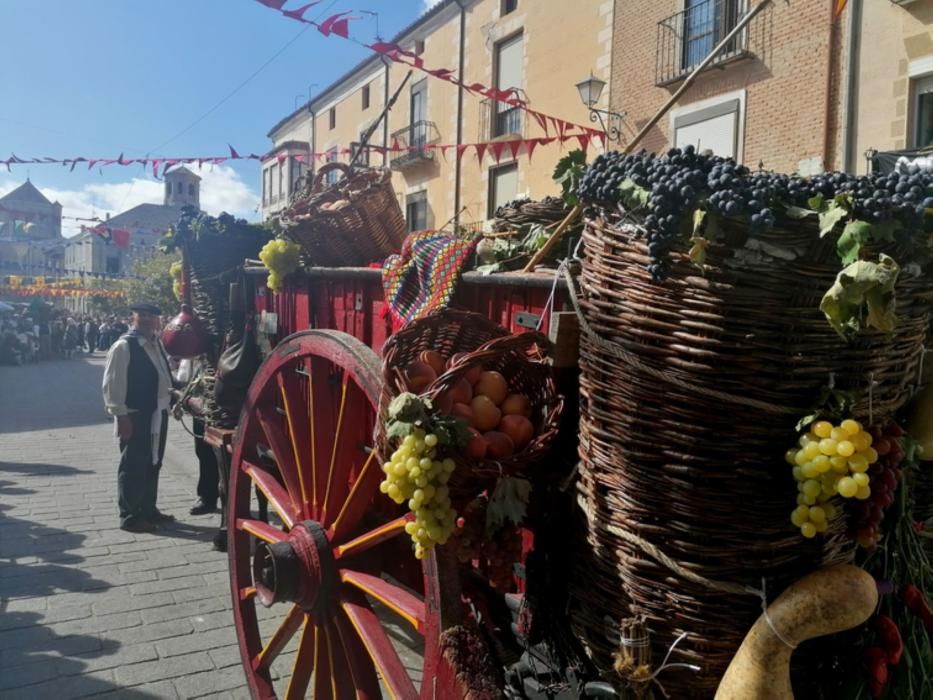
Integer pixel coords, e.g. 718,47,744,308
252,521,336,613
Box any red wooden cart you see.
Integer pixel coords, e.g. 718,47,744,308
200,264,577,699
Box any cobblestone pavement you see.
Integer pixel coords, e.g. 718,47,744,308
0,354,249,699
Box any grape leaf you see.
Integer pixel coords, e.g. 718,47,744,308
819,202,848,237
836,220,873,265
784,205,815,220
820,254,900,337
618,178,650,210
808,194,825,212
475,263,503,275
871,219,901,244
386,420,414,441
485,477,532,535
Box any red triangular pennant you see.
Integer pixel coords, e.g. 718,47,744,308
526,138,540,162
255,0,288,9
318,12,353,37
474,143,488,163
229,145,241,159
576,134,591,152
489,142,506,163
282,1,320,21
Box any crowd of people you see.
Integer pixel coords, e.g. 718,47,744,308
0,305,133,365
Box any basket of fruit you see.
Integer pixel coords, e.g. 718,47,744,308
566,146,933,697
376,308,562,499
280,162,407,266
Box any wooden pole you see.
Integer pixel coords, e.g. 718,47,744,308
521,0,772,272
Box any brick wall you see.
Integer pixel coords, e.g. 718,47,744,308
610,0,845,174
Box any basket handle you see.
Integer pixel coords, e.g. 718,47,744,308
311,162,351,194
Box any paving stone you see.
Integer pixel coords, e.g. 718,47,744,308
113,651,214,686
140,596,227,625
48,609,142,637
0,604,91,631
0,656,61,690
172,668,249,699
91,591,174,616
104,618,196,646
157,626,237,657
57,641,159,676
4,669,120,699
130,574,207,597
208,645,243,670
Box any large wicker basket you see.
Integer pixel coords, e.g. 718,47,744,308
376,308,562,499
569,216,930,697
280,162,406,266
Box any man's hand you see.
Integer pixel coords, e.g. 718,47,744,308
117,415,133,441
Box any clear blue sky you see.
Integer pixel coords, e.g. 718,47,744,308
0,0,430,233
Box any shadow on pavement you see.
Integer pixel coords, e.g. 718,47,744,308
0,461,94,478
0,358,109,434
0,501,155,697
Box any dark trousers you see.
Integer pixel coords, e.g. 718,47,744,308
193,418,219,504
117,410,168,526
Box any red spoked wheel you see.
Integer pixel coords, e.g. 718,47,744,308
228,330,446,699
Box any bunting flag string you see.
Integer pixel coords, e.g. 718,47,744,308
0,133,589,173
250,0,604,143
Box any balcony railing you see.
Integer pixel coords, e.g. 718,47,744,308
390,121,438,170
656,0,750,86
480,89,529,140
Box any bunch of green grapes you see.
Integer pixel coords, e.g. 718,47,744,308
787,418,879,539
258,239,301,292
380,429,458,559
169,261,183,301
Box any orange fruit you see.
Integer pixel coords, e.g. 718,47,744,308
475,371,508,405
470,395,501,431
501,393,532,418
483,431,514,459
499,414,534,450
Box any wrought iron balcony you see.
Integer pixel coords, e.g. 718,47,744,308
480,89,529,140
390,121,438,170
656,0,752,86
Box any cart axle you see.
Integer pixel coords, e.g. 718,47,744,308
252,520,336,614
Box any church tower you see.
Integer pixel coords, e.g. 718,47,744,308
163,166,201,209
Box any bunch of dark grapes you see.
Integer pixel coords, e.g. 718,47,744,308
845,422,906,549
452,498,523,592
577,147,933,280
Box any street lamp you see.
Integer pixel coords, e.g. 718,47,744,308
576,72,624,143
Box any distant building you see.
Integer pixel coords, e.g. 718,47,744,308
0,179,65,275
64,166,200,278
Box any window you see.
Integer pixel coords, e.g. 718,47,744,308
329,107,336,130
501,0,518,15
410,79,427,146
262,168,270,205
278,163,285,200
326,149,340,185
914,75,933,147
406,191,428,232
673,98,741,159
350,140,370,167
106,256,121,275
176,181,183,194
493,33,523,137
165,182,171,200
290,158,307,193
488,163,519,218
414,39,425,55
188,183,195,197
682,0,740,70
362,84,371,110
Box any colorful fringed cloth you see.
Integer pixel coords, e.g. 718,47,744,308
381,230,479,331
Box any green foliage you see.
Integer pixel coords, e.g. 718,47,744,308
485,477,532,535
553,149,588,207
820,254,900,338
122,250,181,317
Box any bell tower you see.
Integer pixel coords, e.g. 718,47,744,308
163,166,201,209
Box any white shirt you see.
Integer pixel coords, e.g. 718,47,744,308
102,333,173,417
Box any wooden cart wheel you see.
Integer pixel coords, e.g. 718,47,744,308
228,330,445,699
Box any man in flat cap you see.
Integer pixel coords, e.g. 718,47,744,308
102,302,175,532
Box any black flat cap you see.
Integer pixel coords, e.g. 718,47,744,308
129,303,162,315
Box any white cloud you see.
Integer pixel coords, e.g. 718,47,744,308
0,164,260,237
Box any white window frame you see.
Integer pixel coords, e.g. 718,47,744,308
669,88,746,162
912,74,933,148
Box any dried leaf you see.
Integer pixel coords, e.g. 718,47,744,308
819,202,848,237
